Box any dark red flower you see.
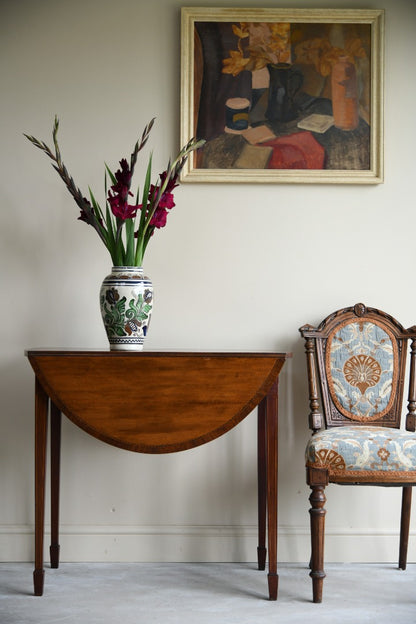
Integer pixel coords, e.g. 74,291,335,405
78,208,89,223
159,191,175,210
113,158,132,190
78,198,103,226
150,206,169,228
144,171,178,229
147,186,175,228
107,192,139,220
107,159,138,220
136,169,179,236
159,171,179,195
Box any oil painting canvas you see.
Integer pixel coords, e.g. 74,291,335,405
180,8,384,183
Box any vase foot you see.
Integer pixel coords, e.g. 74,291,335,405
109,342,145,351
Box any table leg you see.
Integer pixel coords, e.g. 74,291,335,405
50,403,61,569
257,399,267,570
34,378,49,596
266,380,279,601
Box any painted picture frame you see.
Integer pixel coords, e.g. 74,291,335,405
180,8,384,184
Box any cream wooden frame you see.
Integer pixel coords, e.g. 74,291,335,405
180,7,384,184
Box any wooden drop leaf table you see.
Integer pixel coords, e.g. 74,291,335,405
26,350,290,599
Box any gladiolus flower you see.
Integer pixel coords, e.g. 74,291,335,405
107,192,139,220
149,190,175,228
25,116,204,267
144,172,178,230
107,158,139,220
150,206,168,228
113,158,132,190
78,199,104,226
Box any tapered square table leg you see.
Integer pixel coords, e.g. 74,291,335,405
34,378,48,596
50,402,62,569
257,400,267,571
266,380,279,600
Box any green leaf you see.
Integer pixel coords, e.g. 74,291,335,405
125,218,135,266
105,204,119,264
140,154,153,225
134,153,153,266
88,187,105,223
113,220,127,264
105,163,117,186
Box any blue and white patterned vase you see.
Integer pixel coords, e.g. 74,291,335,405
99,266,153,351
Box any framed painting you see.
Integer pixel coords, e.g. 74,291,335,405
180,8,384,184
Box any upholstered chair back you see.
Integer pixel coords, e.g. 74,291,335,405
301,303,415,432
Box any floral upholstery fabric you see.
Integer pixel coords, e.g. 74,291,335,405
326,321,398,422
306,426,416,482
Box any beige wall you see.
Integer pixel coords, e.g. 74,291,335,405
1,0,416,563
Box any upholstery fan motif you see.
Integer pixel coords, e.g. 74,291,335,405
343,354,382,394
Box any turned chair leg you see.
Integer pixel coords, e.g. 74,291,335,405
309,485,326,603
399,486,412,570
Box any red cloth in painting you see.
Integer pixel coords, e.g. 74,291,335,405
263,131,325,170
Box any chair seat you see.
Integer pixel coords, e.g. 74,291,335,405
306,426,416,482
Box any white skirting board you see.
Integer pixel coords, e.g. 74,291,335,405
1,524,414,564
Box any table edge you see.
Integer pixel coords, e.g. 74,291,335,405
25,349,292,358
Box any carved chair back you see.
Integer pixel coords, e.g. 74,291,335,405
300,303,416,434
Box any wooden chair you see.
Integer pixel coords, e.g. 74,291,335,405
299,303,416,603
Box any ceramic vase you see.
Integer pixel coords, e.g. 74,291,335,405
99,266,153,351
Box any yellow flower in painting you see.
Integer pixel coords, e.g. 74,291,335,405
347,37,367,59
269,22,291,52
294,36,367,77
269,22,290,37
294,37,333,75
231,23,249,40
222,22,292,76
222,49,251,76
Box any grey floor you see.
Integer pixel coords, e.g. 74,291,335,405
1,562,415,624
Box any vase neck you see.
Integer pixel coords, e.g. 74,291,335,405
111,265,143,274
